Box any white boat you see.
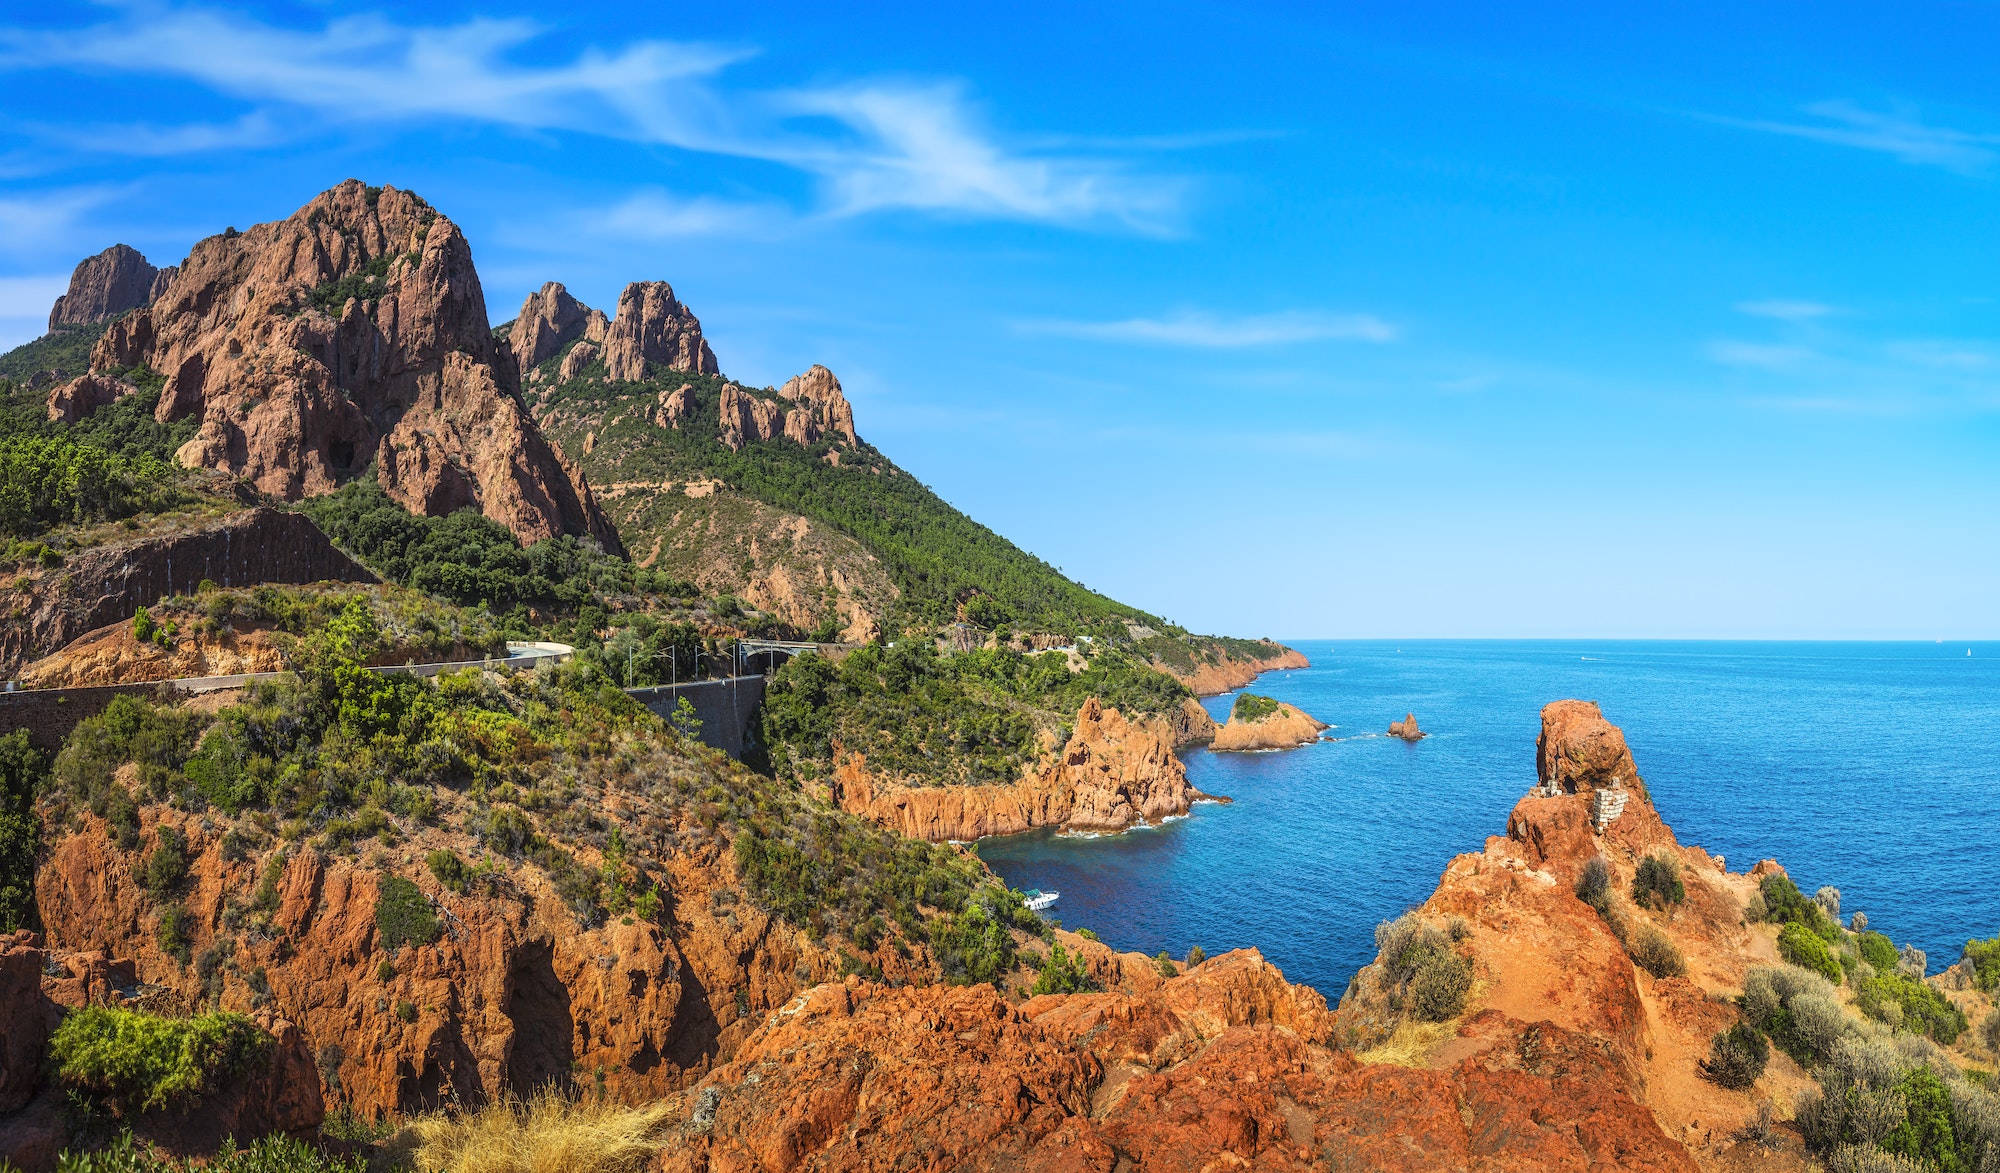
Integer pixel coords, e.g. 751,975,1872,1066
1022,888,1059,912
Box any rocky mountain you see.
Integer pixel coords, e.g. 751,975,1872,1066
71,181,616,553
46,244,173,332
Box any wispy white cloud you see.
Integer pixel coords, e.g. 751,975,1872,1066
0,273,68,317
1708,340,1816,371
1736,299,1839,322
0,186,120,255
32,112,284,157
1018,310,1397,347
592,189,791,240
0,7,1182,230
1713,100,2000,174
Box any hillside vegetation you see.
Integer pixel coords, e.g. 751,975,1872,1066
531,364,1161,638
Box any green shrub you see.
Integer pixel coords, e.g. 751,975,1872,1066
1858,930,1899,974
1187,945,1206,968
139,826,188,898
0,729,44,932
374,875,440,952
1376,913,1473,1022
0,434,182,537
1075,928,1099,942
1155,951,1178,978
1880,1068,1961,1170
51,1005,268,1113
1410,949,1474,1020
1856,972,1968,1044
1699,1023,1769,1088
1230,693,1281,722
1630,854,1685,909
927,894,1018,986
1575,856,1611,910
1630,926,1686,978
154,903,189,964
426,849,467,893
1965,936,2000,993
1781,922,1843,984
1762,873,1839,940
1029,942,1096,995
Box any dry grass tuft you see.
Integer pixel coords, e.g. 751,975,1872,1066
1356,1019,1454,1068
403,1091,676,1173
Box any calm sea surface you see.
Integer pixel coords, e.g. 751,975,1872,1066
976,640,2000,1000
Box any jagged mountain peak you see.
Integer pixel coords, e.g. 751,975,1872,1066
60,179,619,554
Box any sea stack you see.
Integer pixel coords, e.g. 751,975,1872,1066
1388,712,1426,740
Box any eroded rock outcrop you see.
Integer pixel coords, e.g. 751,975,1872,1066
1388,712,1425,741
657,945,1698,1173
717,383,780,451
602,281,718,382
510,281,607,376
1211,700,1328,751
45,373,137,424
831,697,1210,841
1336,700,1803,1169
775,365,858,446
77,181,616,552
48,244,159,331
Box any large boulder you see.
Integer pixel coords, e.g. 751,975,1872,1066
1536,699,1641,793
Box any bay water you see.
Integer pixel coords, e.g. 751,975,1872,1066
976,640,2000,999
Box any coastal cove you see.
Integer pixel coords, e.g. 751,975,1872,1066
977,638,2000,999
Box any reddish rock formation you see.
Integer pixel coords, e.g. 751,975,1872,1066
557,340,600,382
602,281,718,382
78,181,616,552
831,698,1211,841
655,946,1699,1172
1211,701,1328,751
775,364,859,446
653,383,694,428
48,244,159,331
0,506,374,678
509,281,607,376
717,383,780,451
28,791,854,1128
1388,712,1425,741
45,373,136,424
1537,698,1640,792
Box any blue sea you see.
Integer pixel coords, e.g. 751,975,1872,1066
977,640,2000,1000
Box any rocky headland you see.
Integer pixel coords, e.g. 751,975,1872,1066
829,696,1219,842
1210,695,1329,751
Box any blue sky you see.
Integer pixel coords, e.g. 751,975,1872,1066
3,3,1995,639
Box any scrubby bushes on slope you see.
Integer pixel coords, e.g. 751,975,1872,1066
1373,913,1474,1023
757,641,1191,789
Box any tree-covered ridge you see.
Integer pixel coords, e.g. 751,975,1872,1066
529,359,1163,637
0,321,109,382
756,639,1191,790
